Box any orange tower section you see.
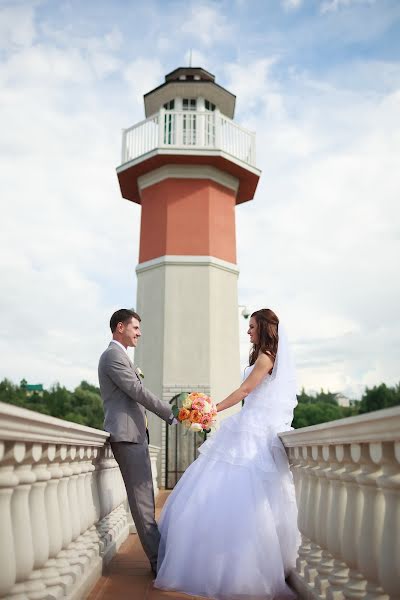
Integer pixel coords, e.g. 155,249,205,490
116,67,261,487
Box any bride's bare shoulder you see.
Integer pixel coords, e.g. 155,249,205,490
255,351,274,370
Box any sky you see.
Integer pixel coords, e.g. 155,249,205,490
0,0,399,399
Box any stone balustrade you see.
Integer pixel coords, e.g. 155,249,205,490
279,406,400,600
0,401,160,599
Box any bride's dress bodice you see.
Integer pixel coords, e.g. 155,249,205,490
197,366,295,481
241,364,274,414
230,365,295,432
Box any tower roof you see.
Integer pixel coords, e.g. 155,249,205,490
143,67,236,119
165,66,215,83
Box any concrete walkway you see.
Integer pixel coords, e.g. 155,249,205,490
86,490,207,600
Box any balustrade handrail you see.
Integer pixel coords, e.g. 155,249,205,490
0,400,109,446
279,405,400,446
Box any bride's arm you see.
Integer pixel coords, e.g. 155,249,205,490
216,353,274,412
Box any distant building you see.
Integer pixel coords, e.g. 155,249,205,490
336,393,350,407
20,379,44,397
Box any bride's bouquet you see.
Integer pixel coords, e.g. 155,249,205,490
172,392,218,435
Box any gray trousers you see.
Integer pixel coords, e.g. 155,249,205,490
110,441,160,570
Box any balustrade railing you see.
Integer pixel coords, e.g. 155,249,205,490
0,402,160,599
121,109,256,166
279,406,400,600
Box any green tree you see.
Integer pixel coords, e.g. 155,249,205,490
293,401,342,429
359,383,400,414
0,378,104,430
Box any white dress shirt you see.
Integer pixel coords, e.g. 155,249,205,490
111,339,129,355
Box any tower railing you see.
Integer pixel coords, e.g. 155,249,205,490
121,109,256,167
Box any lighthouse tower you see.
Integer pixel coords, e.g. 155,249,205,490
116,67,260,487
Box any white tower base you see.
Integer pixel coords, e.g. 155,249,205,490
134,255,241,487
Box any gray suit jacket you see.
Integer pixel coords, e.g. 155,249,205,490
98,342,173,443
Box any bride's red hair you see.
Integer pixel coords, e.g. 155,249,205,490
249,308,279,366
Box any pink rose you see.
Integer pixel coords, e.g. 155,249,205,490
192,398,206,411
201,414,213,429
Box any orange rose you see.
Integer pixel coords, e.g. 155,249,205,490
178,408,190,422
189,409,202,423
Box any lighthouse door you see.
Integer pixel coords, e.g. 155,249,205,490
165,392,206,489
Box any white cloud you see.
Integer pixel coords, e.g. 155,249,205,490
0,2,37,49
123,57,165,105
181,3,234,47
282,0,303,11
225,58,279,114
321,0,376,13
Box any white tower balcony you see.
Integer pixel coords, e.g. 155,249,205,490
121,108,256,167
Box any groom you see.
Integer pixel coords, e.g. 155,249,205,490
98,308,175,576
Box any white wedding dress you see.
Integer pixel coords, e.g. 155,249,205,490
155,327,300,600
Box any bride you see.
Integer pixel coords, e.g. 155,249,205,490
154,308,300,599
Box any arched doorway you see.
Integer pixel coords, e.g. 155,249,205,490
165,392,207,489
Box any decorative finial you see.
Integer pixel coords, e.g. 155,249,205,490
189,49,192,67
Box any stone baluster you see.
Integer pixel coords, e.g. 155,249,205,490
90,453,105,554
326,445,352,600
107,450,125,538
42,444,74,597
57,446,73,552
76,447,89,536
96,446,115,547
295,446,313,578
0,441,18,597
78,448,101,561
67,446,94,571
303,446,324,591
64,445,89,574
83,448,103,554
376,441,400,598
289,447,303,505
84,448,96,527
98,446,113,521
56,446,82,584
53,445,87,592
8,442,36,599
25,443,51,599
67,446,80,543
285,446,302,577
90,448,101,525
356,442,388,600
314,445,335,597
343,444,369,600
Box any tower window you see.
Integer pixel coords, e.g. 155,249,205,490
163,99,175,110
205,100,216,111
183,98,197,111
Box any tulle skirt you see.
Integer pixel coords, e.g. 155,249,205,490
154,413,300,599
